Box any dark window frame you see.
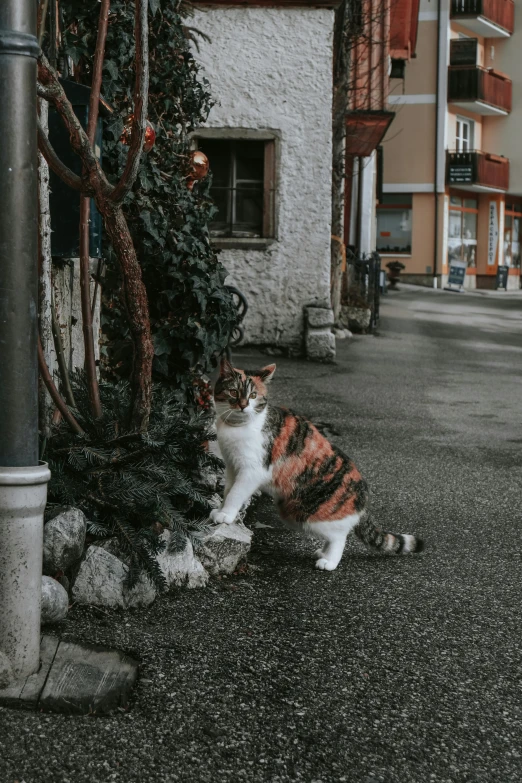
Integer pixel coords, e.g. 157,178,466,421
193,129,279,249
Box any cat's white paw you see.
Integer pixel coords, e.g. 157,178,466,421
315,557,338,571
210,509,235,525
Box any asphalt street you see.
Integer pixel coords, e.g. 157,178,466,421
1,286,522,783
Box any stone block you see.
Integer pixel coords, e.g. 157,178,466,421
305,306,335,329
306,330,336,362
340,305,371,334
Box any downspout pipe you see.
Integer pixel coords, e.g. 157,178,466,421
0,0,50,680
433,0,442,285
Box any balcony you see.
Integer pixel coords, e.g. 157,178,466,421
448,66,512,115
446,150,509,192
450,0,514,37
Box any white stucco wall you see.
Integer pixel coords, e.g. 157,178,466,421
191,7,335,350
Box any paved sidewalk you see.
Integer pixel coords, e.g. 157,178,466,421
1,287,521,783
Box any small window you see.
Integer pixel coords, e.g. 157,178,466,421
376,194,412,254
196,138,276,239
456,117,474,152
390,59,406,79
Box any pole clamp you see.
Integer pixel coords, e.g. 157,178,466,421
0,30,40,58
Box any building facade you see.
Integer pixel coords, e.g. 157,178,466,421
340,0,419,272
380,0,518,289
191,0,339,355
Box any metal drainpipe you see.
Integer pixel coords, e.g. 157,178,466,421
0,0,51,680
433,0,442,285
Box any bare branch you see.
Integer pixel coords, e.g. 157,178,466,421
37,53,113,197
79,0,111,422
38,337,84,435
109,0,149,204
37,118,93,194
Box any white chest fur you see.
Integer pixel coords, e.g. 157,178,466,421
216,411,269,478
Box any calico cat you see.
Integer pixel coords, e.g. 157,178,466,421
211,359,424,571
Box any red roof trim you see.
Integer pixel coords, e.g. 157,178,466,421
345,111,395,157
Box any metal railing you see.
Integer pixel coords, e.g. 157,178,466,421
448,65,512,112
345,250,382,332
450,0,514,34
446,150,509,190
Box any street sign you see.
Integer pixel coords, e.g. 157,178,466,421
447,259,467,289
496,265,509,290
448,165,473,184
488,201,499,266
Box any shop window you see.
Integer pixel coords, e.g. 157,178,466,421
448,195,478,267
376,194,412,254
196,137,276,239
504,202,522,268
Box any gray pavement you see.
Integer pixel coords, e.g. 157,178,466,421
1,286,522,783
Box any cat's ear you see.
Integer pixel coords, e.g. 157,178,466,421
259,364,276,383
220,357,235,378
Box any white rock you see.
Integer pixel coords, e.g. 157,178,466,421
199,522,252,575
0,650,14,689
157,533,209,590
72,546,156,609
333,328,346,340
43,507,87,574
41,576,69,623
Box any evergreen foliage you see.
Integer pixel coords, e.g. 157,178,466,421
59,0,237,400
45,372,221,591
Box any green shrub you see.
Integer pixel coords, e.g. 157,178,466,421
45,372,222,590
60,0,237,401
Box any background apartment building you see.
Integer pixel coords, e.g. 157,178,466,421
381,0,518,289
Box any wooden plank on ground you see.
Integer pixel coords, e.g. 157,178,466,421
0,635,59,709
39,641,138,715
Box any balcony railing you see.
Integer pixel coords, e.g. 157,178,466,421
451,0,514,35
450,37,478,65
448,66,512,114
446,150,509,191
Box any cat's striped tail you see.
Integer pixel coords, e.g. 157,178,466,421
354,513,424,555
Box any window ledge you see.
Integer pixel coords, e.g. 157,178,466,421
379,253,412,258
211,237,277,251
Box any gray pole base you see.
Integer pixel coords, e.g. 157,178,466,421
0,464,50,679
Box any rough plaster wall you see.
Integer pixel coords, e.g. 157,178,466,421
192,7,334,349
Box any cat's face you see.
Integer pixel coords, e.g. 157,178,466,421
214,359,276,423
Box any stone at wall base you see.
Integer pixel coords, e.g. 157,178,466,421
304,305,336,362
340,305,371,334
305,330,336,362
305,306,335,329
